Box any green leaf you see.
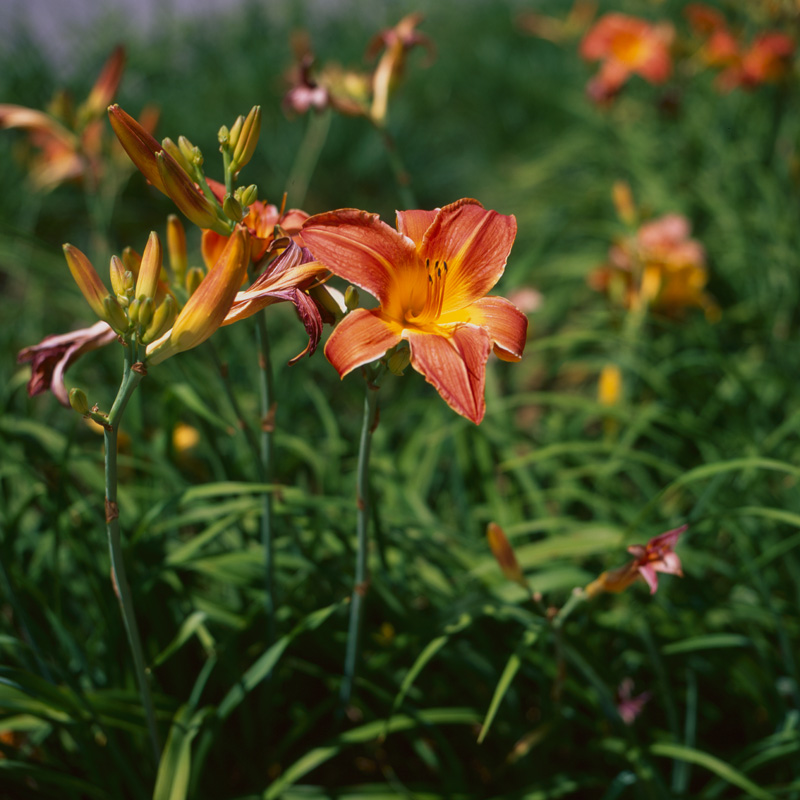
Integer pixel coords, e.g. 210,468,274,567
662,634,752,656
153,704,213,800
650,742,775,800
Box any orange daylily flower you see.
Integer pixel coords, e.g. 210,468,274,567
585,524,686,597
302,198,527,424
580,13,674,103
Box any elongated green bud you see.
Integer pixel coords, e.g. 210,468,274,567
141,295,177,343
128,297,140,324
122,246,141,278
223,193,245,222
69,388,89,415
104,295,130,332
166,215,187,284
237,184,258,207
217,124,230,146
137,296,154,328
345,285,360,310
228,115,244,148
387,346,411,376
230,105,261,173
161,137,193,174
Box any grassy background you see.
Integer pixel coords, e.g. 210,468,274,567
1,1,800,798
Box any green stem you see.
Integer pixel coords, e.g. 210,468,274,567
551,588,586,630
374,124,416,209
286,108,332,209
255,314,275,644
104,346,159,763
340,370,382,708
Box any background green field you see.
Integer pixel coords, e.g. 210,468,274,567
1,1,799,798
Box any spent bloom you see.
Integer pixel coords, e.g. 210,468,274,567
302,198,528,424
580,13,674,103
486,522,529,591
616,678,652,725
585,524,687,597
17,321,117,406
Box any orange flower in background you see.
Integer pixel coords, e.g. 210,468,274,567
737,32,795,87
302,198,527,424
580,13,674,102
591,212,717,318
585,524,686,597
0,46,132,190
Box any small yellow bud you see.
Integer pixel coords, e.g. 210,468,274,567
109,255,128,297
69,388,89,415
178,135,197,164
217,124,230,146
166,215,187,284
128,297,140,324
161,137,193,174
345,285,360,310
185,266,205,296
122,246,141,278
135,231,163,303
238,184,258,207
228,115,245,148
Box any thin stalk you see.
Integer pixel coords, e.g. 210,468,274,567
286,108,332,209
340,370,382,708
104,345,159,763
374,124,416,209
255,313,276,644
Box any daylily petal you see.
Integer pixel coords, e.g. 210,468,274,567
324,308,402,377
638,564,660,594
656,551,683,576
405,324,492,424
439,295,528,362
302,209,417,304
287,289,324,364
396,209,437,247
419,198,517,314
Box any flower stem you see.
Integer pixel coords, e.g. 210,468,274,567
374,124,416,209
255,313,275,644
104,346,159,763
286,108,332,209
340,368,382,709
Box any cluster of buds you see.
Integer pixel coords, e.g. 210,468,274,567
283,13,434,126
0,46,159,192
685,4,795,91
589,183,717,319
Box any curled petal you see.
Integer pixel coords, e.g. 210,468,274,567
420,199,517,313
440,295,528,362
287,289,323,364
302,209,417,304
405,324,492,424
324,308,402,377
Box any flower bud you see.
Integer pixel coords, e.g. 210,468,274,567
122,246,141,278
64,244,109,322
228,115,245,147
487,522,529,591
185,266,205,296
108,104,168,195
344,285,360,310
161,137,193,174
109,255,128,297
135,231,163,303
387,346,411,376
128,297,141,324
223,193,245,222
166,214,187,284
178,135,198,164
230,106,261,173
217,124,230,146
69,387,89,415
238,184,258,207
141,295,177,343
137,296,154,329
103,295,130,333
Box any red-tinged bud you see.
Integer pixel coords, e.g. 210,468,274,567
135,231,163,302
108,104,168,194
166,215,187,284
64,244,110,321
230,105,261,173
155,151,231,235
487,522,529,591
81,46,126,120
146,228,250,365
122,246,141,278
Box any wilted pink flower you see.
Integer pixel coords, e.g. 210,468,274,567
616,678,652,724
585,524,686,597
17,321,117,406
